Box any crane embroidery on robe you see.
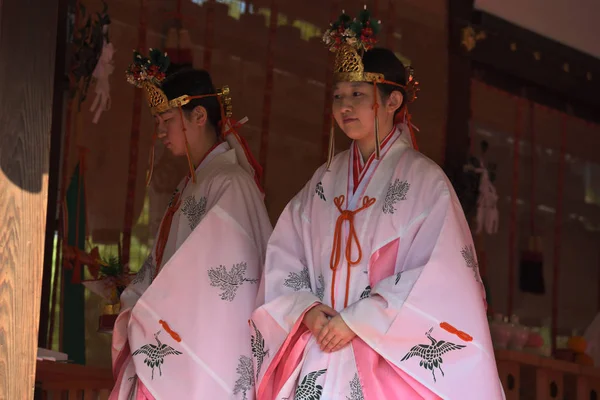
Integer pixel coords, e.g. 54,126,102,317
315,274,325,301
461,245,482,283
401,327,466,382
208,262,259,302
382,179,410,214
181,195,207,230
132,331,182,380
294,369,327,400
315,182,327,202
131,255,155,285
283,265,312,291
233,355,254,400
250,320,268,379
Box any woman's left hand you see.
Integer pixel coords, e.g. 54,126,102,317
317,314,356,353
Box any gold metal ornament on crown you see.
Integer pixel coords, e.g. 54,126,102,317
143,85,232,117
217,86,232,118
322,6,421,169
333,43,385,83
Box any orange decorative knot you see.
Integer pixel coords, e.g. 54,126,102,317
440,322,473,342
159,320,182,343
330,195,376,308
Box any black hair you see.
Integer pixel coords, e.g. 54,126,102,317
362,48,407,112
160,64,221,130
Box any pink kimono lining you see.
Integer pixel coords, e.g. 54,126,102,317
257,322,438,400
257,238,438,399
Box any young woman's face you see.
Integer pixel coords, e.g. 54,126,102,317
155,109,193,156
332,82,378,142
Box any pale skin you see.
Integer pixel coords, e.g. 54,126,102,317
303,81,403,353
155,105,217,167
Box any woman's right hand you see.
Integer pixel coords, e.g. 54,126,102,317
302,304,337,336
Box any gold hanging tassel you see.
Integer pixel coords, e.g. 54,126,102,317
326,115,335,169
178,106,197,183
373,83,381,159
374,114,381,159
184,138,196,183
145,131,156,186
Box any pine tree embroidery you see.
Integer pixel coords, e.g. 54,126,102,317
181,195,207,230
294,369,327,400
132,255,155,285
283,265,312,291
382,179,410,214
250,320,268,379
315,182,326,201
208,262,259,301
461,245,482,283
233,355,254,400
359,286,371,299
132,331,182,380
315,274,325,301
346,374,364,400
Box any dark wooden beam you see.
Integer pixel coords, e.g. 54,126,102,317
0,0,59,397
466,11,600,123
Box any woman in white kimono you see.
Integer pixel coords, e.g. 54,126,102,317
110,50,272,399
250,8,504,400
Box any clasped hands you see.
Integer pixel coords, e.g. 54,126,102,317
302,303,356,353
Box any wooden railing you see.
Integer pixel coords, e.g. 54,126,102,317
496,349,600,400
34,352,600,399
34,360,113,400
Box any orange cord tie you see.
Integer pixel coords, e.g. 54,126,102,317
154,191,183,279
159,320,182,343
178,106,197,184
439,322,473,342
146,131,157,187
330,195,376,308
404,109,419,151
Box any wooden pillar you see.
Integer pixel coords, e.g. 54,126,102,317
38,0,70,349
444,0,475,183
0,0,59,398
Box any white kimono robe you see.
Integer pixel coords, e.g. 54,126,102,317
250,125,504,399
110,142,273,400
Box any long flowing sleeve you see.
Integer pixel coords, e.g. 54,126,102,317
110,157,272,399
341,182,503,399
250,180,325,397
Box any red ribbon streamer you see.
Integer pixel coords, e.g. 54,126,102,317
551,112,567,355
529,102,537,236
122,0,148,267
507,98,523,317
259,0,278,187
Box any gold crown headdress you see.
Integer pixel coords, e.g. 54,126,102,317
323,6,420,167
125,49,254,186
